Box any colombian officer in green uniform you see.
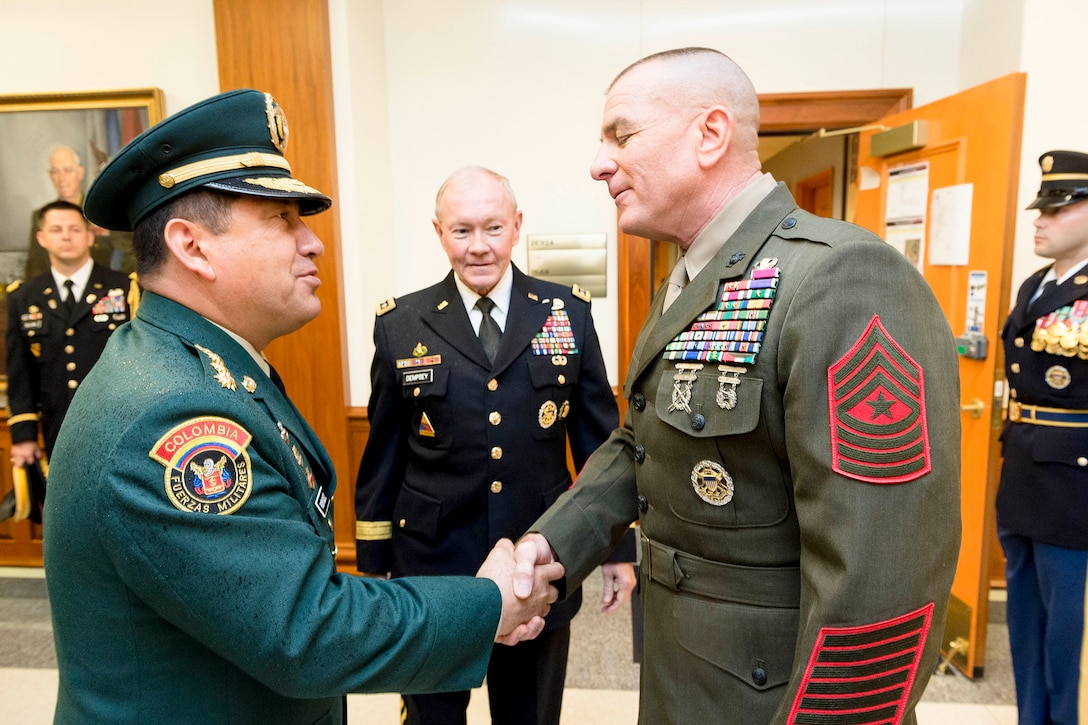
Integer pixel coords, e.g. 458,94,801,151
42,89,562,725
515,48,962,724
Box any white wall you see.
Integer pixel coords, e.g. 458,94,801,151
8,0,1060,408
337,0,968,405
1012,0,1088,303
0,1,218,115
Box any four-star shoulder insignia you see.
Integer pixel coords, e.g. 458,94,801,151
571,284,591,302
376,296,397,316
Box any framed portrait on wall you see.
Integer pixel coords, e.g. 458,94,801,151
0,88,164,385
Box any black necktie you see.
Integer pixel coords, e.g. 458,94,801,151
475,297,502,363
1032,278,1056,305
63,279,76,315
267,363,287,396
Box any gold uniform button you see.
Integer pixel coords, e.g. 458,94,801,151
1079,457,1088,467
491,446,503,460
413,387,420,398
489,411,502,425
67,380,78,390
64,345,74,354
1010,363,1021,373
1014,337,1025,348
66,328,75,337
490,481,503,494
398,518,406,528
109,324,117,330
66,362,76,372
557,374,566,385
487,378,498,391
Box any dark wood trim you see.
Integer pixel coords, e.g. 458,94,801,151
616,89,914,376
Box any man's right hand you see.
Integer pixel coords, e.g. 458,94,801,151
477,538,563,646
10,441,41,468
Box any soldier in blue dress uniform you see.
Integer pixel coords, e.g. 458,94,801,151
355,166,634,725
1,200,134,522
998,149,1088,725
42,89,561,725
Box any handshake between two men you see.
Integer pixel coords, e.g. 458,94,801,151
477,532,622,646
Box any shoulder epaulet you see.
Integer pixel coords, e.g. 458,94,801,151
128,272,141,315
376,296,397,317
571,284,591,303
6,280,22,294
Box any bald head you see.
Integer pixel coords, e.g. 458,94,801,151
47,145,85,203
610,48,761,158
591,47,764,247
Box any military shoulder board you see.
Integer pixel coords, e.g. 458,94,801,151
662,266,779,365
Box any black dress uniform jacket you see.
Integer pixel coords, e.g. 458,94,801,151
997,264,1088,549
355,265,617,630
6,263,133,454
533,184,962,725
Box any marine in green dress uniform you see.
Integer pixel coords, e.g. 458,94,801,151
43,89,561,725
517,48,961,725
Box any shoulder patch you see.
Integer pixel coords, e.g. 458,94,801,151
376,296,397,316
150,416,254,515
571,284,591,302
6,280,22,294
828,315,930,484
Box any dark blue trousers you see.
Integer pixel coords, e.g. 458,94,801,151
1000,527,1088,725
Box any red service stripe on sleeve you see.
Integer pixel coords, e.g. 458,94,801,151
787,603,933,725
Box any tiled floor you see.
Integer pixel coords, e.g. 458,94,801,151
0,566,1019,724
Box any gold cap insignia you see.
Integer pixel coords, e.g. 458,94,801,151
265,92,289,153
1042,155,1054,173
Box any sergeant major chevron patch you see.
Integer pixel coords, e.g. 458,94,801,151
828,316,930,484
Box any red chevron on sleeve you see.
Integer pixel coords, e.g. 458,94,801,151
828,315,931,484
787,603,933,724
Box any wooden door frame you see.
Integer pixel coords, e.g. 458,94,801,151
616,89,913,388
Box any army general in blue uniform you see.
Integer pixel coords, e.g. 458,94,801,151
42,90,561,725
355,166,633,725
998,150,1088,725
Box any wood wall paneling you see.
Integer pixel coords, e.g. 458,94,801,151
213,0,356,567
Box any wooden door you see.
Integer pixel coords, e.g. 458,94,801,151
853,72,1027,678
795,167,835,217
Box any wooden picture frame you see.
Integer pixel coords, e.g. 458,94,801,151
0,88,164,389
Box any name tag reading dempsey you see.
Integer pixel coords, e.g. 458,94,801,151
402,369,434,386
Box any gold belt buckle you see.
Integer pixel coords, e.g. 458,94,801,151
1007,400,1021,422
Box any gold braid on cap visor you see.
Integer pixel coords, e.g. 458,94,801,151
158,151,291,189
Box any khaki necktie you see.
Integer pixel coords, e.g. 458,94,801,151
662,257,688,312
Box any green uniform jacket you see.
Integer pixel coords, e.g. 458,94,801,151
43,291,499,725
534,184,962,724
